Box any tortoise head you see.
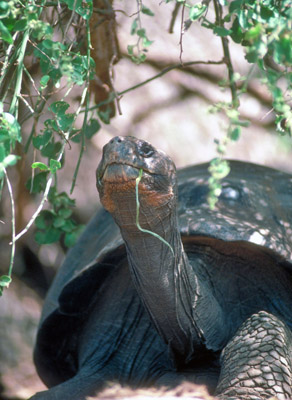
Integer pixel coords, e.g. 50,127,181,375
96,136,177,228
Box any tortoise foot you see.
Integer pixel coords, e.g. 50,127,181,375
215,311,292,399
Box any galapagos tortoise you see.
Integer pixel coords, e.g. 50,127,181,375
31,136,292,400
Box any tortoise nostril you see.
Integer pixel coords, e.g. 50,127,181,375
110,137,123,144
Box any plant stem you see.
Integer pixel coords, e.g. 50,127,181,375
0,32,19,87
13,131,70,243
213,0,239,108
135,169,174,255
4,169,16,278
9,30,30,116
83,59,224,113
70,19,92,194
179,1,186,64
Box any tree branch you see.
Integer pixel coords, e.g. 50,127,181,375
213,0,239,107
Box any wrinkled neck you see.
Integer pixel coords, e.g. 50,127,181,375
112,197,200,361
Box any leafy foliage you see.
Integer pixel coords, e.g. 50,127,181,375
127,2,154,64
171,0,291,207
0,0,97,294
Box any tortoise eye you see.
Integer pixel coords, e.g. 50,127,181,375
138,143,154,158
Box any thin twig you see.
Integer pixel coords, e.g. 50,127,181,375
13,121,71,243
179,2,186,65
23,65,46,102
109,54,122,115
70,19,92,194
169,1,181,34
4,168,16,278
0,32,18,84
118,59,224,96
9,29,30,117
13,173,54,242
83,58,224,113
213,0,238,107
63,0,77,43
19,94,35,115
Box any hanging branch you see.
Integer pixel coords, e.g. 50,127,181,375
85,58,224,113
179,2,186,64
0,169,16,294
213,0,239,108
169,1,181,34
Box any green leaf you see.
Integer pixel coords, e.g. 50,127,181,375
229,0,242,14
53,216,65,228
41,141,62,158
48,190,75,208
137,28,146,38
84,118,101,139
141,5,154,16
244,24,262,41
131,18,138,35
0,154,19,176
127,45,134,56
230,17,243,43
26,171,48,193
273,34,292,65
208,159,230,180
49,159,61,173
35,210,54,229
13,19,28,31
0,275,11,287
61,0,82,11
189,4,207,21
245,49,258,63
0,2,10,18
0,144,5,161
214,26,232,37
64,225,85,247
76,0,92,20
0,20,13,44
238,9,249,29
229,126,241,141
58,207,72,218
35,227,61,244
3,154,19,167
0,112,21,144
98,109,111,124
31,20,53,40
32,162,50,171
40,75,50,88
61,0,92,19
49,101,70,116
32,130,52,149
61,218,76,233
58,113,74,131
142,37,154,48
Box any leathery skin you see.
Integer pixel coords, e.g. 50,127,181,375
216,311,292,399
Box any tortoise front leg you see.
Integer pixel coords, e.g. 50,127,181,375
216,311,292,400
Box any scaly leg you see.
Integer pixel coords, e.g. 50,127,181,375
216,311,292,400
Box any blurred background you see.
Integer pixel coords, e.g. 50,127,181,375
1,1,292,398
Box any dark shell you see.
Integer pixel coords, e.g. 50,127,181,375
34,160,292,386
177,161,292,262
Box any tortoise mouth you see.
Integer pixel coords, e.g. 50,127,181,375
97,162,147,185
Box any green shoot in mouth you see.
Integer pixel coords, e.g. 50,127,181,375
135,168,174,256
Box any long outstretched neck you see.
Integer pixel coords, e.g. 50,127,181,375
96,136,216,363
103,175,202,362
